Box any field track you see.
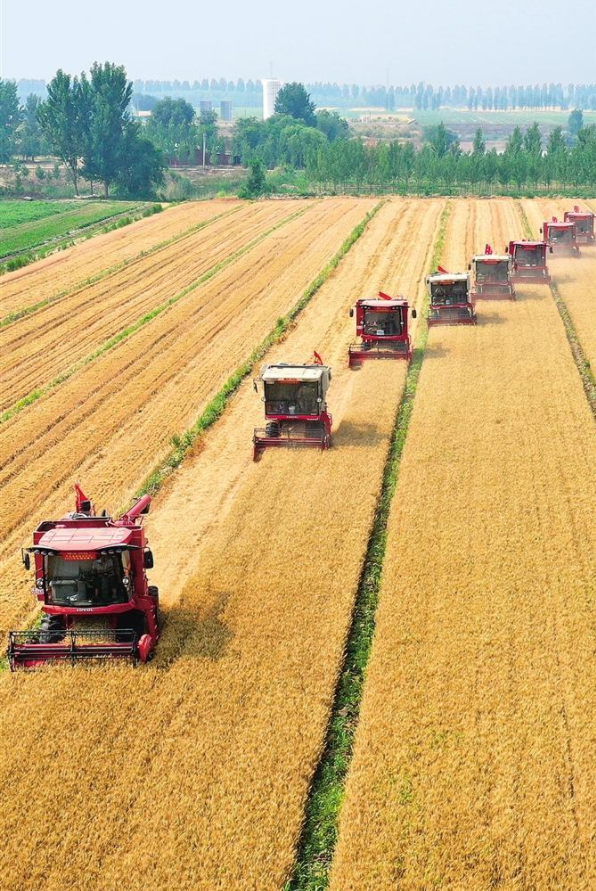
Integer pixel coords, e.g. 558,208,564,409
0,197,445,890
329,199,596,890
0,197,373,636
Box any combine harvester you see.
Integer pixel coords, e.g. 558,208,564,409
540,217,581,257
348,292,417,367
425,267,476,326
563,206,595,245
506,240,551,285
469,245,515,300
8,485,159,670
253,353,332,460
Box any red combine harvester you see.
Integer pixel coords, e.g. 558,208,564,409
253,354,332,460
348,292,417,367
506,240,551,284
540,217,581,257
470,244,515,300
7,485,159,670
425,267,476,326
563,206,595,245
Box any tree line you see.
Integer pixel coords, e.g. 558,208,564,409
1,66,165,198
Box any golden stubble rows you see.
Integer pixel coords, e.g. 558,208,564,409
0,200,240,317
0,198,373,636
0,201,297,410
521,197,596,371
0,198,444,890
329,198,596,890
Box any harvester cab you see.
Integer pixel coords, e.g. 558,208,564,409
348,292,416,366
540,217,580,257
8,485,159,670
506,240,551,284
253,354,332,460
563,206,594,245
425,268,476,326
470,244,515,299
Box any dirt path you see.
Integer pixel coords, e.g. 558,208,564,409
330,198,596,890
0,198,444,891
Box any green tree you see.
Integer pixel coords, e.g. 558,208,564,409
145,97,198,163
116,121,165,196
239,157,267,197
19,94,44,161
472,127,486,155
315,109,349,141
568,108,584,137
0,79,22,162
38,70,85,193
274,82,316,127
82,62,133,197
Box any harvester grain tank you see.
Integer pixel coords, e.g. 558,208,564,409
8,485,159,670
540,217,581,257
425,267,476,326
253,354,332,460
563,206,595,245
348,292,417,367
506,240,551,284
470,244,515,299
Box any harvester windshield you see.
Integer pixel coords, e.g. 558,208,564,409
515,245,543,266
477,259,508,282
363,309,402,336
550,227,573,243
431,281,468,305
45,553,129,607
264,381,319,416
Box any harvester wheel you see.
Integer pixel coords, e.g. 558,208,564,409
38,615,66,644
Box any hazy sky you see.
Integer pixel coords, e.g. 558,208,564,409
2,0,595,85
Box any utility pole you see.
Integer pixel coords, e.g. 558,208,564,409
202,132,206,169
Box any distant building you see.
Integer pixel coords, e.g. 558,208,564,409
220,100,232,122
199,100,213,115
262,79,282,119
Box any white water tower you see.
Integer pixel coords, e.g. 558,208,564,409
262,78,282,119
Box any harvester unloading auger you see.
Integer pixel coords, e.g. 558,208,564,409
425,267,476,326
564,206,595,244
348,292,417,367
505,240,551,284
7,485,159,670
253,353,332,460
470,245,515,300
540,217,581,257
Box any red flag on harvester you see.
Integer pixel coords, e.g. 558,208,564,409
574,205,580,212
552,216,558,222
437,265,448,274
485,243,493,254
378,291,392,300
313,351,323,365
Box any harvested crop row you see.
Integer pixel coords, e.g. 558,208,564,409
521,198,596,372
329,198,596,891
0,201,301,410
0,198,373,635
0,200,239,318
0,197,445,891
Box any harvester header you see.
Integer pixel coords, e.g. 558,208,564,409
253,356,332,459
348,292,417,366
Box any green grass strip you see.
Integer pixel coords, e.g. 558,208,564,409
0,204,242,328
516,201,596,418
132,201,385,501
0,207,306,426
286,200,452,891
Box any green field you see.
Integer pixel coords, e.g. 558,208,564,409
0,200,140,259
